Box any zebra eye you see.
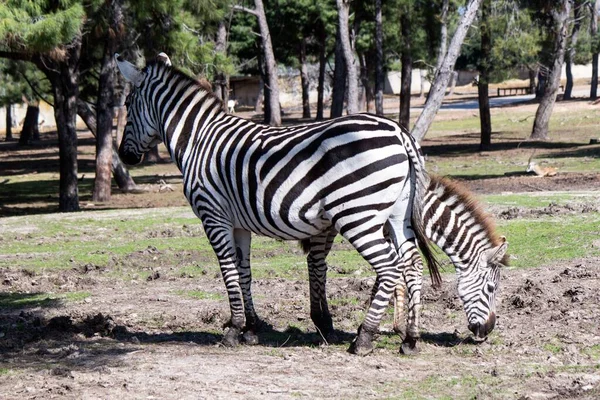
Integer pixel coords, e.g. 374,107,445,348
486,283,495,293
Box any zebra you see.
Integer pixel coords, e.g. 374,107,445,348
114,53,437,355
391,175,509,354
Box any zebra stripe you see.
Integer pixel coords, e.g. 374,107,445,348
115,56,433,354
394,175,508,352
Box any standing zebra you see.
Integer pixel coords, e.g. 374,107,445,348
115,53,436,355
392,175,508,354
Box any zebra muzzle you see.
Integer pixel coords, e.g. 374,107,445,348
468,312,496,339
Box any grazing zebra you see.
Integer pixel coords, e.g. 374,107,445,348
392,175,509,354
115,53,436,355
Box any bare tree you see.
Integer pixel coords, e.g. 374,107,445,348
399,3,412,130
530,0,571,140
336,0,359,114
478,0,492,150
564,2,583,100
233,1,281,125
254,0,281,125
590,0,599,99
77,99,137,192
214,20,230,109
374,0,384,115
411,0,482,142
94,0,123,202
330,27,346,118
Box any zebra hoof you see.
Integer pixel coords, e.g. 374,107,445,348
348,329,374,356
222,327,241,347
399,336,420,355
242,330,259,345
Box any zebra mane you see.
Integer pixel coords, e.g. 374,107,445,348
429,175,509,266
145,61,222,106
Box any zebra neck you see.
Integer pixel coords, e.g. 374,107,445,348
156,87,224,169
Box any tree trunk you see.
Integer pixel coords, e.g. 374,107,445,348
531,1,571,140
528,68,537,94
300,37,311,119
93,0,123,202
591,1,599,99
19,105,39,145
435,0,450,73
399,4,412,130
447,71,458,96
358,52,372,113
478,0,492,150
563,3,582,100
411,0,482,142
374,0,384,115
316,28,327,120
214,20,230,110
77,99,137,192
330,26,346,118
5,104,13,141
255,77,264,113
115,85,129,147
254,0,281,126
336,0,359,115
37,38,82,212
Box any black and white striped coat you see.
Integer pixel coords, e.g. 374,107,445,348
116,55,435,354
392,175,508,354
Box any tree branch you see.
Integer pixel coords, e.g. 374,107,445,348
231,4,258,17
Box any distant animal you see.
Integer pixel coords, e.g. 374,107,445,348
227,99,238,113
115,51,434,356
527,150,558,177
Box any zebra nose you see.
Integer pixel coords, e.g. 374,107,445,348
469,312,496,338
119,150,142,165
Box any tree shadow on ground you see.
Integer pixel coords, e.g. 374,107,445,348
423,134,584,158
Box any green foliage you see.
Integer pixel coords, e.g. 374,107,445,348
0,1,86,52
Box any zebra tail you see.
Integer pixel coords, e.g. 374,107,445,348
406,135,442,289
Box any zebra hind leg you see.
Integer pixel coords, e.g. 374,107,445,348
306,229,338,343
345,230,404,356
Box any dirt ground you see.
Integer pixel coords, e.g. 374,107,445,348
1,99,600,399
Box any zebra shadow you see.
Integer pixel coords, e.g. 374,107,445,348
110,321,355,349
419,331,483,347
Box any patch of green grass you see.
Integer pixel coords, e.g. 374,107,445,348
173,289,224,301
0,368,13,376
482,192,598,208
543,342,563,355
0,291,91,309
583,344,600,359
497,213,600,269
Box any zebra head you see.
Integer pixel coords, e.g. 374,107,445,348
114,53,171,165
458,238,508,339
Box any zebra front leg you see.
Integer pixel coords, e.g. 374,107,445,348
234,229,260,345
393,280,407,335
306,229,337,343
204,223,246,347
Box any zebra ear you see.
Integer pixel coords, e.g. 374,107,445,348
156,52,172,67
114,53,144,87
482,239,508,266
